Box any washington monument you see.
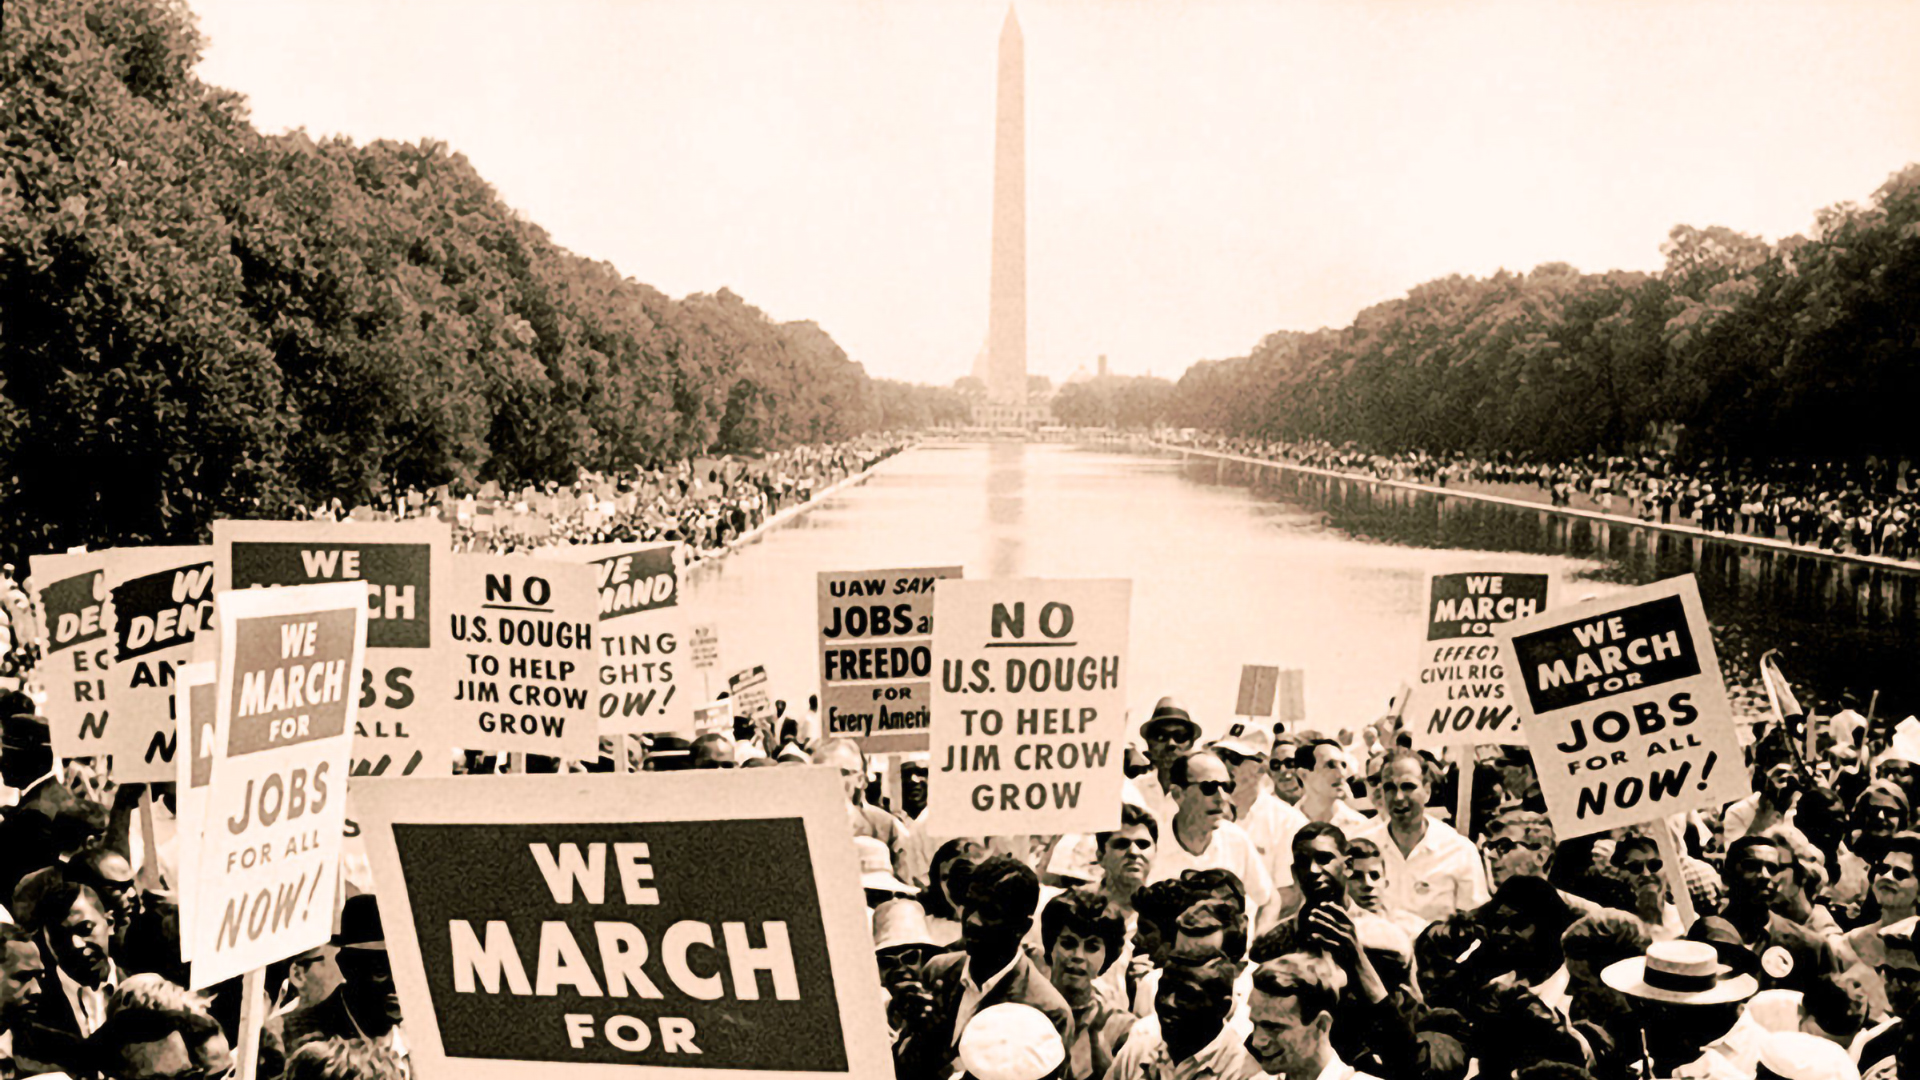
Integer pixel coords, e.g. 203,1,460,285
985,7,1027,413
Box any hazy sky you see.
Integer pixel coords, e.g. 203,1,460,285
192,0,1920,385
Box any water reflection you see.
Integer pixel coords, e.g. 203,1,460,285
1178,452,1920,721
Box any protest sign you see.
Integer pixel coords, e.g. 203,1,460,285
216,519,452,780
189,582,368,989
817,565,961,753
693,700,731,737
448,555,599,760
688,623,719,671
728,664,773,726
1278,669,1307,726
102,547,214,781
1235,665,1279,717
544,540,690,736
28,549,115,760
1497,575,1748,838
1409,572,1550,748
927,578,1131,836
352,770,891,1080
174,661,217,961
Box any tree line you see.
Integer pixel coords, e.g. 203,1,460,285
1073,167,1920,467
0,0,963,558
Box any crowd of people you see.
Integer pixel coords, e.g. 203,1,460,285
13,670,1920,1080
313,436,912,560
1169,434,1920,562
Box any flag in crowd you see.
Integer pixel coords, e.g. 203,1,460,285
1,437,1919,1080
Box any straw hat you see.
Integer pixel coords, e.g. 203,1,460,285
1601,939,1758,1005
855,837,914,895
956,1003,1065,1080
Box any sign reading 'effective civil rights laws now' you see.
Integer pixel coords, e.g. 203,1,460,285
352,770,891,1080
928,579,1131,836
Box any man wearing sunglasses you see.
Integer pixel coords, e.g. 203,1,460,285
1214,723,1308,924
1718,833,1841,995
1146,752,1277,936
1136,698,1201,831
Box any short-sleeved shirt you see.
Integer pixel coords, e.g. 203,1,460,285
1353,817,1489,929
1235,791,1309,892
1146,819,1275,917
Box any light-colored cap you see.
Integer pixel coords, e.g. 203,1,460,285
872,898,937,953
1755,1030,1859,1080
855,836,914,895
1213,721,1272,760
956,1003,1065,1080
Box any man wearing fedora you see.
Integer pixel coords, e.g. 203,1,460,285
1602,938,1763,1079
281,894,409,1070
1137,698,1201,829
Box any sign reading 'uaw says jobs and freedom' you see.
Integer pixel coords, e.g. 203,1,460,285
1496,575,1749,838
817,566,961,753
929,579,1130,836
1407,571,1549,749
352,771,890,1080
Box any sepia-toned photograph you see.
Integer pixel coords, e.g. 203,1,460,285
3,1,1919,1078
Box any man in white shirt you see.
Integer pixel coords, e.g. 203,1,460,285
1215,723,1308,920
1148,751,1277,934
1246,954,1384,1080
1354,748,1488,928
1294,739,1370,830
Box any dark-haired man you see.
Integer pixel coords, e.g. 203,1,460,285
1713,834,1841,995
1247,954,1386,1079
1109,948,1262,1080
13,882,122,1077
896,855,1073,1078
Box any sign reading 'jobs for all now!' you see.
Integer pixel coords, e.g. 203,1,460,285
928,579,1130,836
1496,575,1749,838
216,520,452,780
1407,571,1549,749
189,582,369,989
351,770,892,1080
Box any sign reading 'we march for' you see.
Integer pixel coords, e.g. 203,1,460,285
352,770,892,1080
